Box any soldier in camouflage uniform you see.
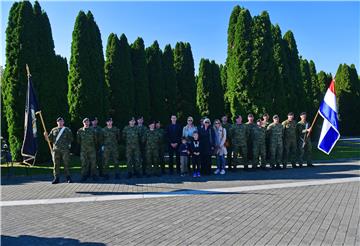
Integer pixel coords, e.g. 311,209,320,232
143,121,161,176
246,113,256,169
155,121,166,174
230,115,249,170
267,115,284,168
262,113,271,164
77,118,98,181
102,118,121,179
137,116,147,175
123,117,142,178
221,115,232,170
253,119,267,169
46,117,73,184
282,112,298,168
296,112,313,167
91,117,104,177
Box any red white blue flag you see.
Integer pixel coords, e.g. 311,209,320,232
318,79,340,154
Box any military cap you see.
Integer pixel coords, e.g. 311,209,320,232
82,117,90,123
273,115,279,119
56,117,64,122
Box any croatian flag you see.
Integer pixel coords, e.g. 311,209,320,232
318,79,340,154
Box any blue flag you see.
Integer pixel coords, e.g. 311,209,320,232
21,75,40,164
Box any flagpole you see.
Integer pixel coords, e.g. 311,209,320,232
306,111,319,138
26,64,53,154
36,111,53,153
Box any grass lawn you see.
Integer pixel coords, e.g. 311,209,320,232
1,140,359,177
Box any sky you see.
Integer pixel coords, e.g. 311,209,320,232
1,1,359,75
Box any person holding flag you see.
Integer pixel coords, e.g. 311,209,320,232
296,112,313,167
45,117,73,184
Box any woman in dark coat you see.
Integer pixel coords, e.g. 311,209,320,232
198,118,215,175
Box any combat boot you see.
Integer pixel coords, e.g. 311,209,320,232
51,177,59,184
66,176,72,183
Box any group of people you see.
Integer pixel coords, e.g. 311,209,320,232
46,112,313,184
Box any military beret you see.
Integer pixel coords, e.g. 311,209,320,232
300,112,307,116
273,115,279,119
288,112,294,116
56,117,64,122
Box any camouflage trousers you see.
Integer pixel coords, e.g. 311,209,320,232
80,149,98,177
95,147,103,175
126,146,142,174
146,146,160,175
252,142,266,167
232,143,248,167
283,138,297,165
52,149,70,178
297,140,312,165
270,139,283,166
103,145,120,175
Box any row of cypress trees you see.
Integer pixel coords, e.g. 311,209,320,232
2,1,68,161
1,2,359,162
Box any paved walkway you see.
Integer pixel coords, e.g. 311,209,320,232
1,161,360,245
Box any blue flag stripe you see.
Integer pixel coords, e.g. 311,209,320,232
318,126,340,154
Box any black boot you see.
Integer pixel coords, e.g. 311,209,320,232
51,177,59,184
66,176,72,183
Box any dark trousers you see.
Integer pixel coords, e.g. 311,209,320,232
201,154,212,175
192,155,201,173
168,145,180,174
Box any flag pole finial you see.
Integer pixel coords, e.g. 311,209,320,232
26,64,31,78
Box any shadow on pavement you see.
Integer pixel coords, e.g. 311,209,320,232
75,189,274,196
2,161,359,186
1,235,105,246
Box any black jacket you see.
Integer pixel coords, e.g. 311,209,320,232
166,123,182,144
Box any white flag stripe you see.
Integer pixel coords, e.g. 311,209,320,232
323,88,337,112
318,118,331,143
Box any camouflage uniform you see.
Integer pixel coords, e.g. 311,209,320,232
246,122,256,166
156,127,166,173
230,124,248,168
77,127,98,178
143,129,161,176
48,126,73,178
122,125,142,175
92,125,104,175
222,122,233,167
267,122,284,167
103,126,121,175
296,121,312,166
137,124,147,173
252,126,266,168
282,119,297,167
